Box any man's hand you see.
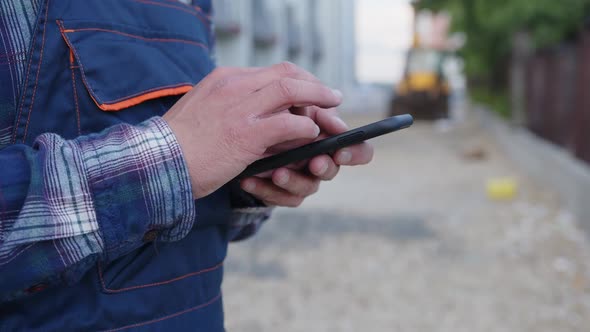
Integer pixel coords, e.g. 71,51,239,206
239,106,374,207
163,62,342,199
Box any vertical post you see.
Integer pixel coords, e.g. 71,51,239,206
510,31,532,126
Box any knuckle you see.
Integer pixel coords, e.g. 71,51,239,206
277,78,298,101
277,61,300,76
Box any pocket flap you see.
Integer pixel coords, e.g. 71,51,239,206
58,20,214,111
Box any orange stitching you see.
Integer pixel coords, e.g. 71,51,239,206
98,83,193,105
98,85,192,111
21,0,51,143
56,24,107,111
11,0,46,143
62,27,208,48
58,21,197,111
98,261,223,293
101,292,222,332
69,51,82,135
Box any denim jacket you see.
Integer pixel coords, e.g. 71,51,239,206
0,0,270,330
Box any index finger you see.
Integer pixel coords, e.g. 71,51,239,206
245,78,342,116
231,62,322,93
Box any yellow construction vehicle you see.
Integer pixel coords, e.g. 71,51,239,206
390,2,451,119
390,48,450,119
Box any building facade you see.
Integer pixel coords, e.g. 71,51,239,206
212,0,356,92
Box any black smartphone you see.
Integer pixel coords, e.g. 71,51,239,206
237,114,414,179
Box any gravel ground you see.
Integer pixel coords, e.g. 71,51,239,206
223,111,590,332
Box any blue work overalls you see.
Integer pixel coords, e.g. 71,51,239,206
2,0,231,330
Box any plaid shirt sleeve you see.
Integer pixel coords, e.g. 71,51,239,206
0,116,271,302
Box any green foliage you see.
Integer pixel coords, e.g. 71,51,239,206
417,0,590,116
418,0,590,78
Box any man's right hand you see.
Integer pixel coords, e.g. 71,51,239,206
163,62,343,199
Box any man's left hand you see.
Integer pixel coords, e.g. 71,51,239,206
240,106,374,207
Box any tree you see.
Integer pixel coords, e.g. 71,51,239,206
418,0,590,95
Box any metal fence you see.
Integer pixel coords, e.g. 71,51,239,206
524,27,590,165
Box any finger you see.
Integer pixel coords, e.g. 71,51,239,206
270,62,322,82
289,105,330,123
289,106,315,118
226,62,323,94
315,108,349,135
246,78,342,115
308,155,340,180
333,142,374,166
253,113,320,148
241,177,305,207
271,168,320,197
254,62,322,85
265,108,346,159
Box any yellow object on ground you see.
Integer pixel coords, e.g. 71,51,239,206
487,178,518,200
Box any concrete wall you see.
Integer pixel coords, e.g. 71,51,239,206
212,0,356,92
476,107,590,236
214,0,253,67
252,0,288,67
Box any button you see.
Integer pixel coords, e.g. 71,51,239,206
142,230,158,243
26,283,47,294
337,131,365,146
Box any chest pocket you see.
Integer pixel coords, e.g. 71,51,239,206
55,0,224,299
55,3,215,136
61,3,224,279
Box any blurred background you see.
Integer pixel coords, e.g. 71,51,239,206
213,0,590,331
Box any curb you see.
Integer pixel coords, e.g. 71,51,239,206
475,107,590,236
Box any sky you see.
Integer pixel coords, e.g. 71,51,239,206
355,0,413,84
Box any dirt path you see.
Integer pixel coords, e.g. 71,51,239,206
223,111,590,332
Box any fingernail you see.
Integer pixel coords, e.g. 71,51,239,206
332,89,343,99
243,181,256,192
277,172,289,185
314,125,321,136
338,150,352,164
318,162,329,175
